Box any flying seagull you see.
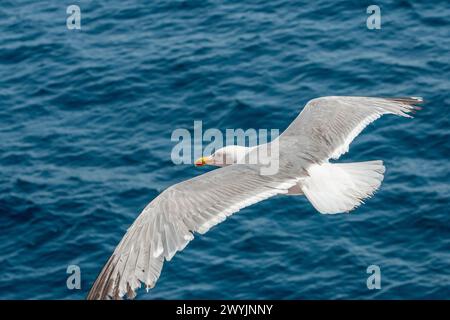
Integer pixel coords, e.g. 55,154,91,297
87,96,422,299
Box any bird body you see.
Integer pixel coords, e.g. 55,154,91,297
87,96,422,300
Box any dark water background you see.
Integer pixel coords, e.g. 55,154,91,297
0,0,449,299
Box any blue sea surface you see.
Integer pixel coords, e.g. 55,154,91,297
0,0,449,299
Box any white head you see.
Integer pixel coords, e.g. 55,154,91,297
195,145,250,167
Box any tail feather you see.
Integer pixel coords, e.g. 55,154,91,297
301,161,385,214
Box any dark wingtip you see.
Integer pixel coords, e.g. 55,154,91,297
388,96,424,105
86,255,117,300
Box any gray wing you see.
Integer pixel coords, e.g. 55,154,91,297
280,96,423,164
87,165,297,300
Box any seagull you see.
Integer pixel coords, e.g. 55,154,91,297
87,96,422,299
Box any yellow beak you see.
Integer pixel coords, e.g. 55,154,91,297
195,156,213,167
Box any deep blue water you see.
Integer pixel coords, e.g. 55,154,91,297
0,0,449,300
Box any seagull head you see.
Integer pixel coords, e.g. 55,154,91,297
195,146,250,167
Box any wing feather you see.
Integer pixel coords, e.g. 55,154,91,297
87,165,297,299
280,96,423,163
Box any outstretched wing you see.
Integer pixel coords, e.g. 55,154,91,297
87,165,297,300
280,96,423,163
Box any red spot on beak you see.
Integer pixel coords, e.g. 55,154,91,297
195,157,210,167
